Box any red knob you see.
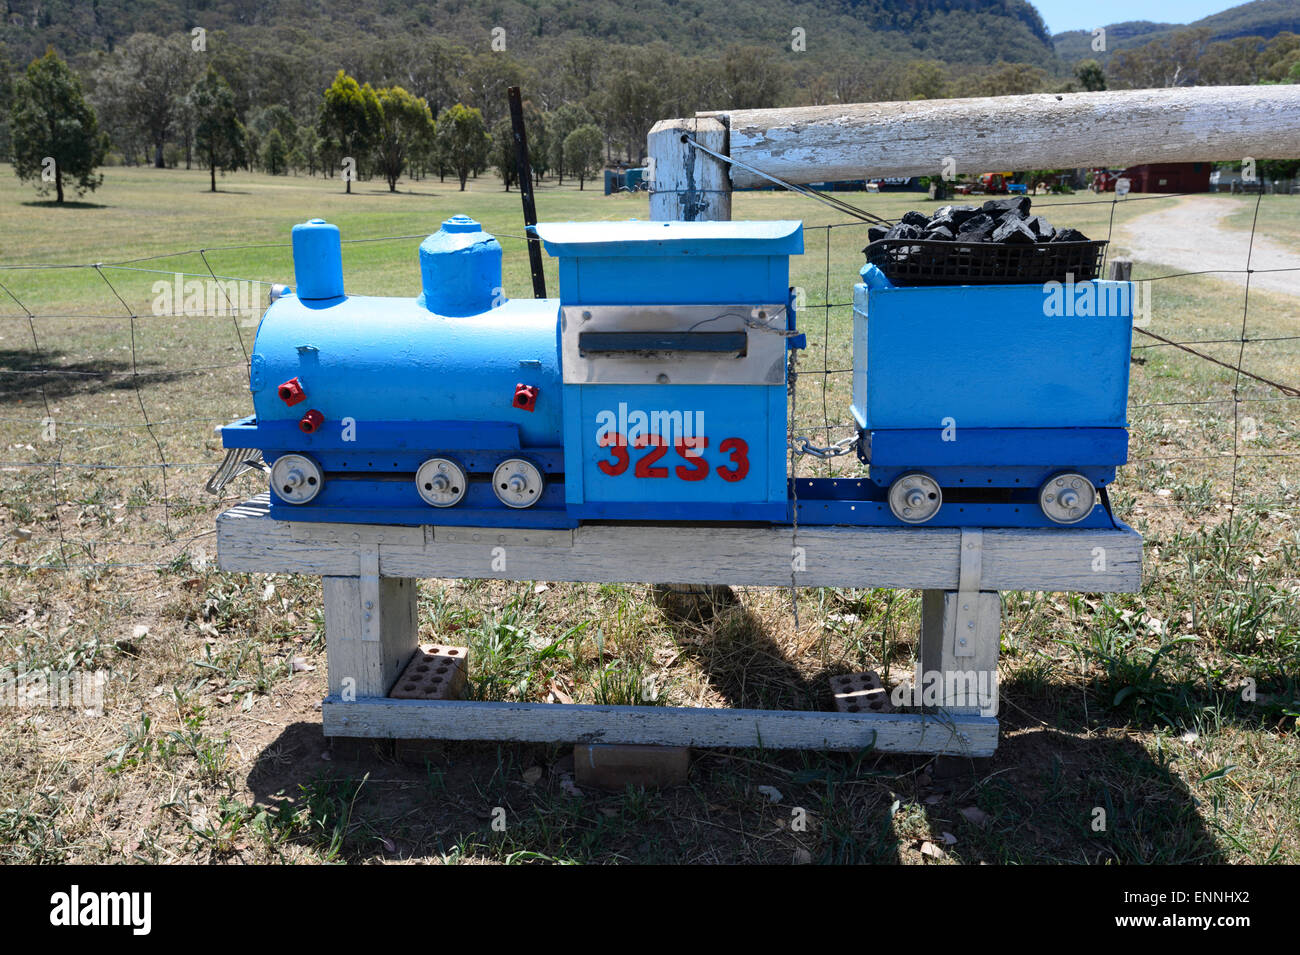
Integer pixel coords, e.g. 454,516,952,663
513,383,539,412
278,377,306,406
299,409,324,433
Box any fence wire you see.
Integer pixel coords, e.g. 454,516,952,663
0,191,1297,597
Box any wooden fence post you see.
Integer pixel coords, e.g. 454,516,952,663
647,116,731,222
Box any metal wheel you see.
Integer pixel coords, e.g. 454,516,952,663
415,457,467,507
888,471,942,524
1039,472,1097,524
492,458,544,509
270,453,323,504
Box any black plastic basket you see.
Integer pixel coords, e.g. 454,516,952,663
864,238,1108,287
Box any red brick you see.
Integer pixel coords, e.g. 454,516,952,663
389,644,468,700
832,671,893,714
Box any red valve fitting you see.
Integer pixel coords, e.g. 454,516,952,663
513,383,539,412
299,409,324,433
278,377,306,406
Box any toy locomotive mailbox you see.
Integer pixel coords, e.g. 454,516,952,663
212,211,1135,531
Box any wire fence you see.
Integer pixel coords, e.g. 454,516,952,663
0,188,1298,595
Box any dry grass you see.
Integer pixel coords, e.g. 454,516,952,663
0,165,1296,864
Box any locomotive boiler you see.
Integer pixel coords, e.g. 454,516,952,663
210,214,1135,530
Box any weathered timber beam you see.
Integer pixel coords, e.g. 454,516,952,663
697,85,1300,188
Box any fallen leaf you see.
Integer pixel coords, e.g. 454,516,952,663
940,831,958,845
522,766,543,785
533,583,549,594
132,624,149,640
291,657,314,672
757,785,783,804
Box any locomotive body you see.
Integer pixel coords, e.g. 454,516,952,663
214,214,1134,530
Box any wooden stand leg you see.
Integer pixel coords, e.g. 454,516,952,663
323,573,419,701
918,589,1000,717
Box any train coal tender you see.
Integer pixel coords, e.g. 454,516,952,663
210,207,1135,531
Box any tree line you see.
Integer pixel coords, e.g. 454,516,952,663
2,25,1297,203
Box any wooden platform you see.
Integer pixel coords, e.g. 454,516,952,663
217,495,1141,592
216,495,1142,756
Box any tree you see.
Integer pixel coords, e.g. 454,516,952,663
546,102,594,184
1074,59,1106,92
904,60,948,100
90,33,194,169
11,49,107,204
563,124,603,191
721,45,786,109
435,103,491,191
318,70,381,194
492,117,518,190
261,127,288,175
373,86,435,192
190,66,247,192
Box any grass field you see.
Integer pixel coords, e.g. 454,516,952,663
0,164,1297,865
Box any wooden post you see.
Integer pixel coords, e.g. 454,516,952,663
323,566,418,701
647,116,731,222
1108,259,1133,282
699,86,1300,187
918,591,1000,716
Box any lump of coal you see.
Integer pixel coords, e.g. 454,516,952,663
956,212,997,241
867,225,889,243
924,223,956,240
900,210,930,228
885,223,923,241
1051,228,1089,242
982,196,1032,219
992,216,1036,244
1026,215,1056,240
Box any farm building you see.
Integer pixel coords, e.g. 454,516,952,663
1122,162,1212,193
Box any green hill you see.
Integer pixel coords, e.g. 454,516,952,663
2,0,1056,67
1053,0,1300,63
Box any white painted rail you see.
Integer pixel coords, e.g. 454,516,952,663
665,86,1300,189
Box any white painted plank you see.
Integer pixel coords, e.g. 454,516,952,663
709,86,1300,187
217,496,1141,593
321,697,998,756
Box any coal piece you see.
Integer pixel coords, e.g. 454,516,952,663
867,225,889,243
1051,227,1090,242
932,204,979,223
992,216,1037,244
982,196,1032,219
924,224,956,240
1026,215,1056,241
956,212,997,241
885,223,924,241
900,210,930,228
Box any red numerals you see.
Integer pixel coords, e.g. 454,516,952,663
597,431,629,476
674,436,710,482
716,437,750,482
632,434,669,478
598,432,749,483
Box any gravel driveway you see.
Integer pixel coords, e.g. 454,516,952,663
1117,196,1300,299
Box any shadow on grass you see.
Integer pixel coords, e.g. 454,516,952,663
0,347,188,404
20,200,111,209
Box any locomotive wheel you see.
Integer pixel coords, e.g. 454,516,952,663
416,457,467,507
887,471,942,524
492,458,544,508
1039,472,1097,524
270,453,323,504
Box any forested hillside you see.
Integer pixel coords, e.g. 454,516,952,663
1053,0,1300,63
